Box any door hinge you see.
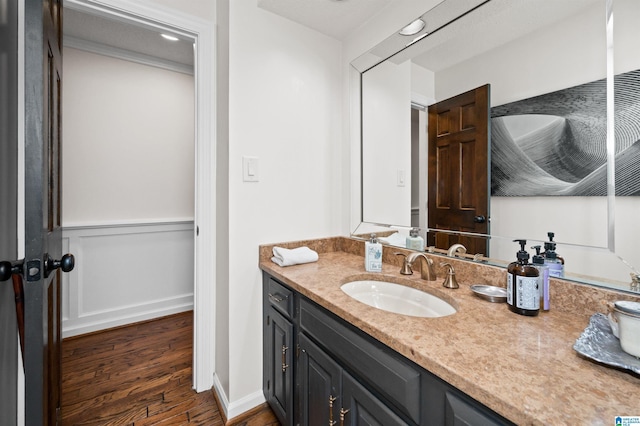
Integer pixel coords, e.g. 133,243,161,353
267,379,270,390
266,315,270,326
296,343,300,359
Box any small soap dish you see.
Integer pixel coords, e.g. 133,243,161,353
470,285,507,303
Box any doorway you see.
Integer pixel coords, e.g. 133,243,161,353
61,0,215,392
61,7,195,333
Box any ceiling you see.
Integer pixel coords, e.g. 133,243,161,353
64,7,194,68
257,0,394,40
63,0,393,68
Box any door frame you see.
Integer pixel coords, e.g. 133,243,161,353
63,0,216,392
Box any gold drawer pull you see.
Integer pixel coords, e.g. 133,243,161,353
340,408,350,426
281,345,289,372
329,395,337,426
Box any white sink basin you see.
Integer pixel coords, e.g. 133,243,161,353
340,280,456,318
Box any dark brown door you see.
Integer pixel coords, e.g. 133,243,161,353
427,85,490,255
0,0,20,422
24,0,71,424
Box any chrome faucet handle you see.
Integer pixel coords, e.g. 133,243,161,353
394,253,413,275
440,262,459,289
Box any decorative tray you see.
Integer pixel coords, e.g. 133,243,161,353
573,313,640,375
470,285,507,303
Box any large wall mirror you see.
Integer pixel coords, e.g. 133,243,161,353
351,0,640,293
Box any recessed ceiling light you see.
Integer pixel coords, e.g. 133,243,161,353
399,18,425,36
161,34,179,41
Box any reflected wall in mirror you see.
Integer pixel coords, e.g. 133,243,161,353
356,0,640,292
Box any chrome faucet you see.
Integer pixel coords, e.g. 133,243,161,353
395,252,437,281
447,243,467,258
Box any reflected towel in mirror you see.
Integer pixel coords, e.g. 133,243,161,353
271,246,319,267
378,232,406,248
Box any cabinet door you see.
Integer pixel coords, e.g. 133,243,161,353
444,392,511,426
299,334,342,426
266,307,294,426
342,372,410,426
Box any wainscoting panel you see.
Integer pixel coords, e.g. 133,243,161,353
62,221,194,338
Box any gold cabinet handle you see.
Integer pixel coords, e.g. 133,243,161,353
340,408,350,426
281,345,289,372
329,395,337,426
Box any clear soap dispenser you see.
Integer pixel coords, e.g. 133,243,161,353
543,232,564,278
531,245,550,312
364,234,382,272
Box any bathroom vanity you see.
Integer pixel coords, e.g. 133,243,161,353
259,237,640,425
263,271,513,425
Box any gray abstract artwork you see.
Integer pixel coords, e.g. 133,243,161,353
490,69,640,196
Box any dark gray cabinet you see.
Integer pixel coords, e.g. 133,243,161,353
342,372,410,426
263,276,295,426
262,272,514,426
298,333,342,426
299,333,409,426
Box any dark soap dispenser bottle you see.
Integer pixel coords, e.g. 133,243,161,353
507,239,540,316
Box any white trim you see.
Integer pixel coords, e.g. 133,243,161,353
227,390,267,421
64,35,194,75
212,373,229,419
211,374,268,421
64,0,216,393
62,218,194,231
61,221,195,338
62,298,193,338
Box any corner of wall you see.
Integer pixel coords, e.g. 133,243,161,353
215,0,231,402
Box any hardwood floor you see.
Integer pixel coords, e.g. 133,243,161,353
61,312,279,426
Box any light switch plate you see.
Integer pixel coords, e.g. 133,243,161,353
243,156,259,182
397,169,406,187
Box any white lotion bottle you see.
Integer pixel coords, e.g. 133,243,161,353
365,234,383,272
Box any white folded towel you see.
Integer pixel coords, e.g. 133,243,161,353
271,246,319,267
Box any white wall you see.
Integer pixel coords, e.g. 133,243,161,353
62,48,195,225
61,47,195,334
214,0,231,411
223,1,343,415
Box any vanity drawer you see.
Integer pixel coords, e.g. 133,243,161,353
267,277,294,318
299,298,421,424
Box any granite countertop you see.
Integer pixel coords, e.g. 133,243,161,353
259,249,640,425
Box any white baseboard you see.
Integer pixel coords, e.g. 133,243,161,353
62,298,193,338
212,373,229,419
212,374,266,421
